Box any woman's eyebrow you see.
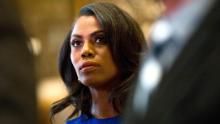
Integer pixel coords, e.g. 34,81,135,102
71,30,103,38
71,34,82,39
90,30,104,37
70,30,104,41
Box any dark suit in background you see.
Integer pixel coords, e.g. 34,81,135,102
123,0,220,124
0,0,37,124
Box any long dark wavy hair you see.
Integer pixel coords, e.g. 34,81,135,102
50,2,147,120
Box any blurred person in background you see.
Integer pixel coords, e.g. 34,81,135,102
50,2,147,124
123,0,220,124
0,0,36,124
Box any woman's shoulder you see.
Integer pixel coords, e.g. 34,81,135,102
52,105,77,124
66,114,84,124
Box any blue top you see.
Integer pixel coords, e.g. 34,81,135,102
66,114,121,124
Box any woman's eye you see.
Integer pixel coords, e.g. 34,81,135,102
94,36,106,45
71,40,82,47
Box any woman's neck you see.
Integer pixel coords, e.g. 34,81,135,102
89,88,119,119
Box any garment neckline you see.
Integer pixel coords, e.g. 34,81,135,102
90,114,121,120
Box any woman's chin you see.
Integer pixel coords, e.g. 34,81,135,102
80,78,97,85
79,78,104,88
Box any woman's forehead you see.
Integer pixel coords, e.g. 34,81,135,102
71,16,101,36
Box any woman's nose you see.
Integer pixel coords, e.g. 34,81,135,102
81,42,95,59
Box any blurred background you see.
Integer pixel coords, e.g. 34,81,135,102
0,0,164,124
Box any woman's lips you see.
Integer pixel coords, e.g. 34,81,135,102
79,61,100,72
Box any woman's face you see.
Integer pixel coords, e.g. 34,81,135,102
70,15,118,88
